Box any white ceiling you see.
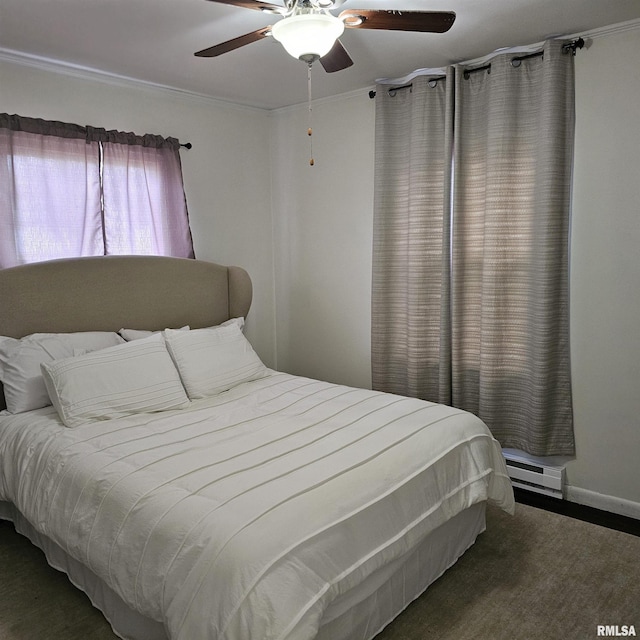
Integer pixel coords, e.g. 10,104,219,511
2,0,640,110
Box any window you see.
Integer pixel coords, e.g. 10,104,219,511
0,114,194,269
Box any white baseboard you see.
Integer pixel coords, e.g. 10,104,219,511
564,486,640,520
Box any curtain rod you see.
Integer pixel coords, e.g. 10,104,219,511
465,37,585,77
369,75,446,99
512,37,585,67
1,113,194,149
463,64,490,79
563,37,585,55
369,37,584,97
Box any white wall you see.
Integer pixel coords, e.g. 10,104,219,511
0,58,276,366
567,26,640,514
270,91,375,389
270,28,640,515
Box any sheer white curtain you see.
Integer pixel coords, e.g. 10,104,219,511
102,141,193,256
0,115,194,269
372,40,576,455
0,126,103,266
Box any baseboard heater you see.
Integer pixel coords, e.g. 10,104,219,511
502,448,566,499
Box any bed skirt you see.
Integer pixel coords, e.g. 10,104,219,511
1,500,486,640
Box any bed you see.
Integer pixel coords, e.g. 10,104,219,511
0,255,514,640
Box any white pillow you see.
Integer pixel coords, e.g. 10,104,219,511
220,317,245,331
0,332,124,414
164,323,266,399
118,326,190,341
41,334,190,428
118,318,244,341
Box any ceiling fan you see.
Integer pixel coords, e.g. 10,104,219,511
195,0,456,72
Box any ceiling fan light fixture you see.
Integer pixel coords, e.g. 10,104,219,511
271,13,344,62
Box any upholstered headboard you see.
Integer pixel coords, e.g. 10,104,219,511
0,255,252,410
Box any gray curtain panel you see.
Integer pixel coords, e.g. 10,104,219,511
372,41,575,456
372,72,454,405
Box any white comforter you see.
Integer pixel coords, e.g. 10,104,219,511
0,371,514,640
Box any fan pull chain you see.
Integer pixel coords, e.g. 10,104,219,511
307,62,314,167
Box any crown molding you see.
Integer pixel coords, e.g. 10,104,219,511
1,46,372,115
573,17,640,40
3,17,639,114
269,85,375,116
0,48,268,115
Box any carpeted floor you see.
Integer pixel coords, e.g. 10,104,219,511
1,502,639,640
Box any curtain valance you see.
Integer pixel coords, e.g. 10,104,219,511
0,114,182,149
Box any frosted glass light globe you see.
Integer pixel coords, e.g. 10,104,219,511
271,14,344,62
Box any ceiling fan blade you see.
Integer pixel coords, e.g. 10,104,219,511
203,0,284,13
339,10,456,33
320,40,354,73
194,27,272,57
